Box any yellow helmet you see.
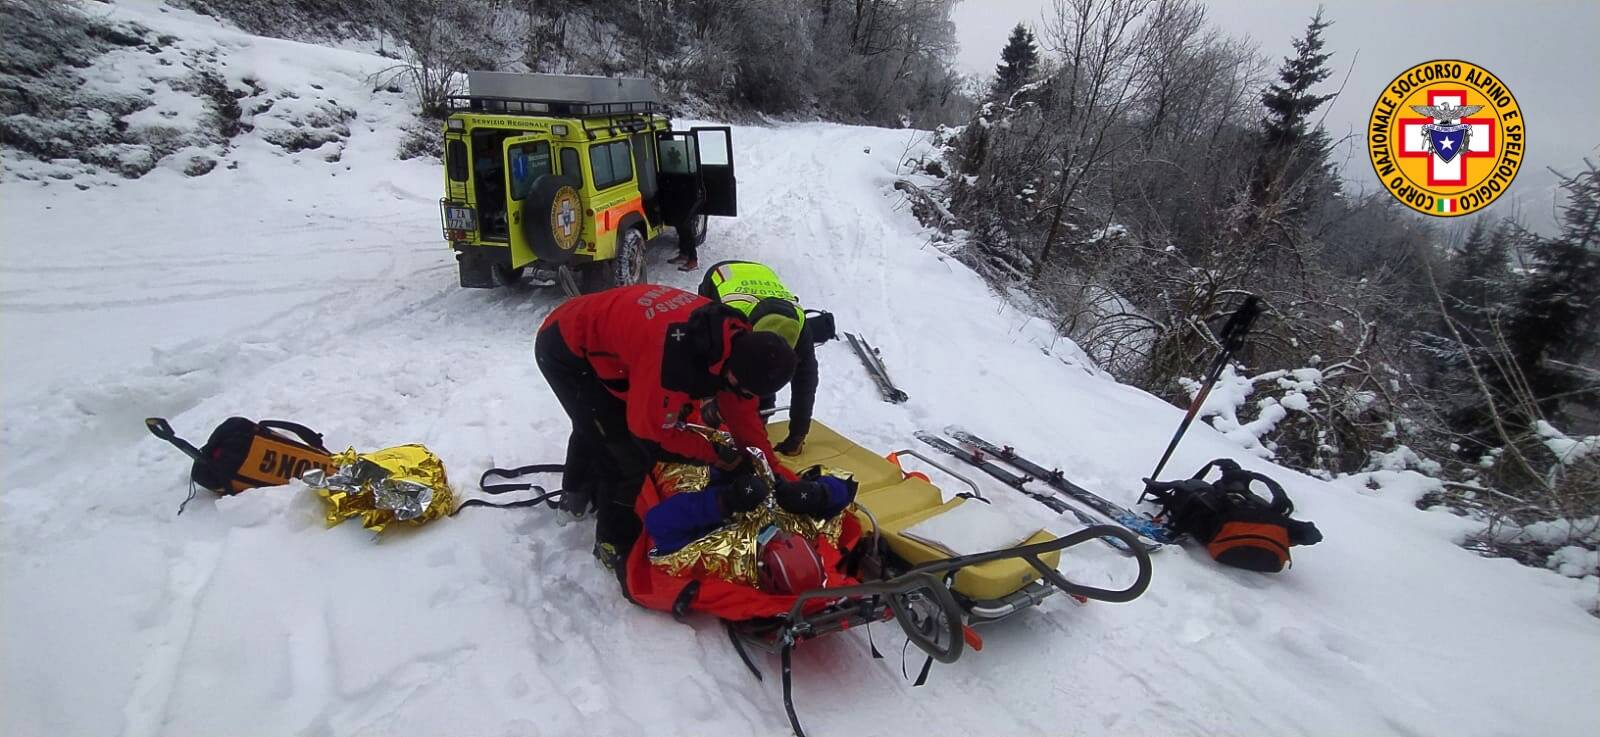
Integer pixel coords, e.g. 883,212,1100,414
749,297,805,349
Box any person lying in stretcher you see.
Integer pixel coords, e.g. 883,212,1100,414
624,461,863,615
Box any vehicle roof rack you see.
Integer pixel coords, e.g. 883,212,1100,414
446,95,660,119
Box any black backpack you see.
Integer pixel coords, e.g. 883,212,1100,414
1141,459,1322,572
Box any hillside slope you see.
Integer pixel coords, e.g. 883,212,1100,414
2,4,1597,736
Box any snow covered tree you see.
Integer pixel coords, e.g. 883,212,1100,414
991,23,1038,100
1250,7,1335,210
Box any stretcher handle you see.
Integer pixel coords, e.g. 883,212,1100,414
886,448,985,500
907,524,1153,604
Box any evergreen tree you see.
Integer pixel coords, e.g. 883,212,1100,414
991,23,1038,101
1431,218,1521,445
1250,7,1335,207
1504,161,1600,422
1445,218,1515,322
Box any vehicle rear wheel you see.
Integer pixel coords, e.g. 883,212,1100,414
492,263,527,289
582,227,648,293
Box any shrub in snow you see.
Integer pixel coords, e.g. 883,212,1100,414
396,116,441,161
1178,362,1398,480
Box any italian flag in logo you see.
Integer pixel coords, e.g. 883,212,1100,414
1436,197,1457,213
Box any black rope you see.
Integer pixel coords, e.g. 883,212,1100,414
725,621,764,682
782,643,806,737
913,654,934,687
175,481,198,517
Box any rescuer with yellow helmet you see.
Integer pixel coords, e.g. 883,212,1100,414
697,260,836,456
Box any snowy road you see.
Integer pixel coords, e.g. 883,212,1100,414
2,4,1597,736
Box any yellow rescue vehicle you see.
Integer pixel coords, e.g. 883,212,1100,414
439,72,736,294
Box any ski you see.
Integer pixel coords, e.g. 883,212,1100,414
913,431,1151,555
846,332,908,403
945,427,1172,544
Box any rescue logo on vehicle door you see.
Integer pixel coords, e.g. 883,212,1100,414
1367,59,1524,216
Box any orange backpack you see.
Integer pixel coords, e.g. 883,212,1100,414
1141,459,1322,572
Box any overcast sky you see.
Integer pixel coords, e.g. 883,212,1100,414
951,0,1600,235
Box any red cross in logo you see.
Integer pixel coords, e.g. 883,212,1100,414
1399,89,1495,186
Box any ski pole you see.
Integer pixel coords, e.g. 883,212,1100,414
1148,295,1261,480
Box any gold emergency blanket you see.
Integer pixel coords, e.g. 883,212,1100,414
648,462,848,587
307,444,456,533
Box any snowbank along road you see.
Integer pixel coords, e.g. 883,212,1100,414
2,3,1596,736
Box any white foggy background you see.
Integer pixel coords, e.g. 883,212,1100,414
952,0,1600,236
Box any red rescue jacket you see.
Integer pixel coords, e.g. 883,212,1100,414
542,285,792,476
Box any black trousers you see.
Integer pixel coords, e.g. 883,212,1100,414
534,324,651,558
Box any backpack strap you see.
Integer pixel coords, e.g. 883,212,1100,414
1209,459,1292,516
1243,469,1292,517
257,420,330,453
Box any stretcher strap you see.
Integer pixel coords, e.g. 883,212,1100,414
479,463,565,493
452,463,567,515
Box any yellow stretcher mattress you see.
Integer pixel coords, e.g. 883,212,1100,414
766,420,1061,601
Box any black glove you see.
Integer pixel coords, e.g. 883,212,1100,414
712,443,751,475
775,480,828,518
774,435,805,456
719,473,771,515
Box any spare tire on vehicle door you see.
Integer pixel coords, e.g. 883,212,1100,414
522,174,585,265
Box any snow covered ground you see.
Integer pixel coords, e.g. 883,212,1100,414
3,3,1597,736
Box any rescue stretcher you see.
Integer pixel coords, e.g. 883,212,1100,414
636,419,1154,736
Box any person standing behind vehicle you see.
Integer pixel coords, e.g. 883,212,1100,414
697,260,836,456
535,285,799,577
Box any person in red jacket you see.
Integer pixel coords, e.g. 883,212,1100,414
535,284,799,577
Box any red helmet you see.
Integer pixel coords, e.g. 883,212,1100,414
758,530,825,595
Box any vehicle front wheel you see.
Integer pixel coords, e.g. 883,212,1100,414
679,212,708,248
582,227,648,293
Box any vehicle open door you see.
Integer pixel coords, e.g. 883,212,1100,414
502,134,554,268
691,126,736,217
654,131,699,226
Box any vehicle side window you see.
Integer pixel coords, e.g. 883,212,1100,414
560,147,582,187
609,141,633,186
590,144,613,188
506,140,551,200
589,140,633,190
446,140,468,182
658,137,697,175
